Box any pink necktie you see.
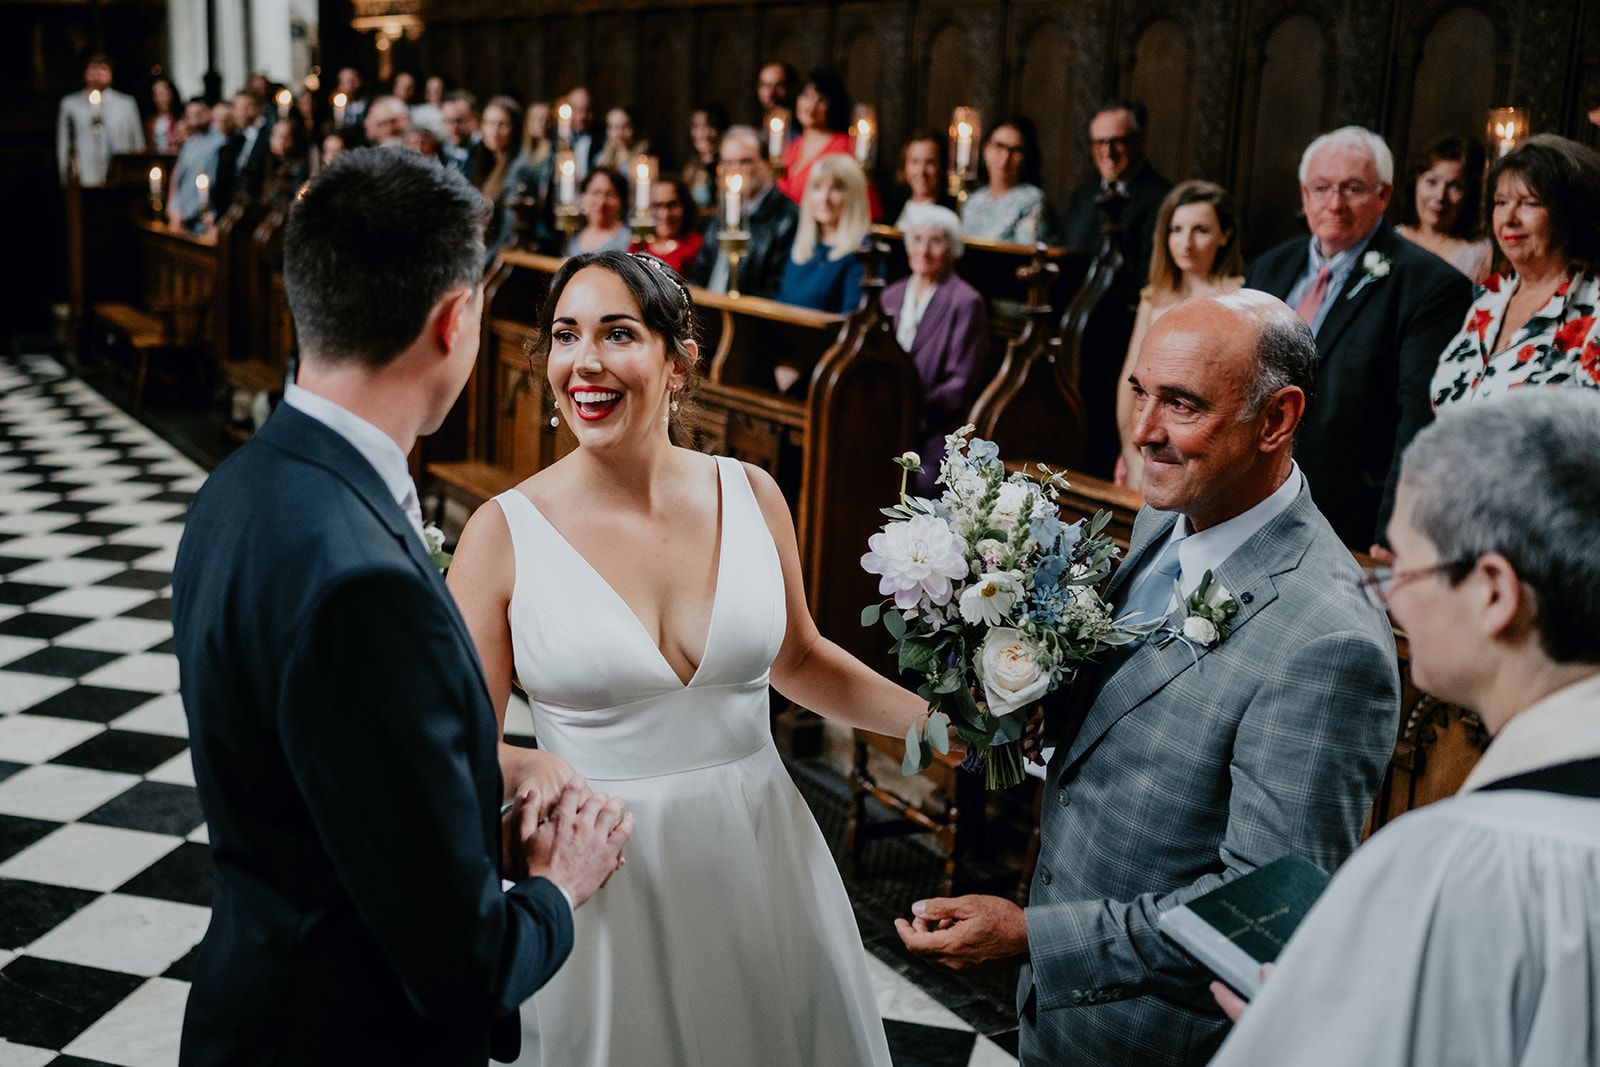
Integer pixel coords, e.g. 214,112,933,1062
1296,265,1332,326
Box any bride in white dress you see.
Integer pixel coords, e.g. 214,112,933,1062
447,250,927,1066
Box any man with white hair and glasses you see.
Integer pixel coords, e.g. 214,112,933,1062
1211,389,1600,1065
1247,126,1470,555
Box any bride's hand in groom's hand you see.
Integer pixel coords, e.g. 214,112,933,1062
507,749,577,821
524,776,634,909
1021,704,1047,765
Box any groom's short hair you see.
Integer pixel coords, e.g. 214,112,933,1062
284,147,487,370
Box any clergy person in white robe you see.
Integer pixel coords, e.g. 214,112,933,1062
56,54,145,186
1210,390,1600,1067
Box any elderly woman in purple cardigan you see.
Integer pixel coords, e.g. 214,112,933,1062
883,204,991,493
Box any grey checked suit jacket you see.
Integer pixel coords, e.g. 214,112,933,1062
1018,484,1400,1066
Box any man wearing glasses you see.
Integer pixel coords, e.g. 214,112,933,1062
1247,126,1470,556
1062,100,1173,282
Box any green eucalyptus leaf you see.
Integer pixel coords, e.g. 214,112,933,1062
861,603,882,627
927,711,950,755
884,609,907,640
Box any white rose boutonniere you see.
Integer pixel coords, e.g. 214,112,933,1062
1157,570,1240,657
1347,251,1393,300
423,522,453,572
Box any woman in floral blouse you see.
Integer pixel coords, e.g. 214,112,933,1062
960,116,1060,246
1431,135,1600,410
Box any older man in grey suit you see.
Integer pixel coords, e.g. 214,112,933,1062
897,291,1401,1065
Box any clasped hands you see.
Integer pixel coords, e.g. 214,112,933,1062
502,774,634,909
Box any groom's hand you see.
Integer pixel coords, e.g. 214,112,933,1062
523,776,634,909
895,894,1027,972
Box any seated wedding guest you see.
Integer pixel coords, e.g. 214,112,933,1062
890,133,960,227
962,116,1060,245
1115,180,1245,489
146,75,180,153
295,88,320,136
1396,137,1492,282
1248,126,1470,552
629,177,703,273
334,66,367,135
595,105,649,171
1063,101,1173,278
757,61,798,141
410,74,445,134
683,102,728,210
684,125,799,300
440,90,480,178
168,97,225,231
778,154,869,313
776,68,881,218
317,130,346,172
404,125,441,161
475,96,526,262
565,167,631,256
1211,389,1600,1067
499,101,556,247
389,70,417,106
897,291,1400,1066
264,113,310,202
1432,135,1600,410
883,204,989,492
562,85,601,179
363,94,411,149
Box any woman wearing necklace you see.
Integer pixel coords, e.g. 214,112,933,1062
1431,135,1600,410
775,68,881,220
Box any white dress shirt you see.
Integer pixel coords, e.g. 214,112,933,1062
1139,463,1304,611
895,277,939,352
283,383,426,547
1210,672,1600,1067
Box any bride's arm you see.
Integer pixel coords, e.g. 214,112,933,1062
446,500,576,806
744,463,927,739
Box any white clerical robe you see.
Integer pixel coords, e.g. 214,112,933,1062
57,88,145,186
1209,673,1600,1066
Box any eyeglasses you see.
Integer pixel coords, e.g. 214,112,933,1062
1091,136,1133,149
1304,181,1379,204
986,141,1026,157
1356,559,1471,612
650,200,682,211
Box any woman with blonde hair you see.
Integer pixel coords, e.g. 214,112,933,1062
1114,179,1246,488
777,153,870,313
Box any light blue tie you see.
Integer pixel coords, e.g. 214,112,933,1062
1118,537,1184,626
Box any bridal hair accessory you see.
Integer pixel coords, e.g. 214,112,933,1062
630,251,692,312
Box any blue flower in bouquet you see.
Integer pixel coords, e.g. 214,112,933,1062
1029,512,1066,550
966,437,1000,468
861,514,969,610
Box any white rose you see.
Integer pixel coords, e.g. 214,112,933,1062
975,627,1052,716
1363,251,1391,277
989,481,1031,532
423,523,446,555
958,570,1024,626
1182,615,1219,646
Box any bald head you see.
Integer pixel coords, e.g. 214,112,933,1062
1128,291,1313,531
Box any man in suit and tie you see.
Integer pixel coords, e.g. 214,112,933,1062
1247,126,1471,552
219,90,271,214
1062,101,1172,280
685,125,800,300
56,52,145,186
440,90,482,178
172,148,632,1066
897,291,1401,1065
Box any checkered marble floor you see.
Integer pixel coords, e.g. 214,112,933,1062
0,354,1015,1067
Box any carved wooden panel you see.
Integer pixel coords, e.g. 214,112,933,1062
1129,18,1193,183
1241,13,1330,253
543,15,584,101
913,4,1000,151
838,4,909,185
1402,7,1499,168
1010,10,1078,200
590,13,635,113
639,13,693,166
760,5,828,84
697,9,757,127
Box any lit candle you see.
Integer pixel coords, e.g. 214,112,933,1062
559,155,577,206
634,157,652,216
955,122,973,171
768,115,785,161
276,88,292,119
557,102,573,145
854,119,873,163
88,88,102,116
332,92,347,126
195,172,210,214
724,172,744,230
149,165,163,202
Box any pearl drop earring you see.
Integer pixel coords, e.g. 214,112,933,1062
549,413,560,428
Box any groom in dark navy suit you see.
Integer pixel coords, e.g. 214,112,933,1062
172,148,632,1066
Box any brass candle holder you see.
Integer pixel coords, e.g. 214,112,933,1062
720,228,750,298
555,204,582,240
629,211,655,246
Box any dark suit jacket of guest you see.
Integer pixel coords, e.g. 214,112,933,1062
883,273,990,487
1063,162,1173,282
684,185,800,300
1247,222,1471,549
171,405,573,1066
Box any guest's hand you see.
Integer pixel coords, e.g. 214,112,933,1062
522,776,634,909
1021,705,1047,766
894,894,1027,972
1366,543,1395,565
1209,964,1273,1023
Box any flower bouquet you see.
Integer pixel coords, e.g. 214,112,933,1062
860,428,1158,789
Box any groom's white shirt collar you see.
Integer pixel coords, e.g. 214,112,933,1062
283,383,425,545
1149,462,1303,598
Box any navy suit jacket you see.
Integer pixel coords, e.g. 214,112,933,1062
1247,222,1471,549
171,405,572,1065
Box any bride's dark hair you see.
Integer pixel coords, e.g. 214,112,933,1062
531,251,701,398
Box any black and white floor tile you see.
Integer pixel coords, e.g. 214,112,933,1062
0,354,1015,1067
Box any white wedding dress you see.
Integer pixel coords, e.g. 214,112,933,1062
494,456,891,1067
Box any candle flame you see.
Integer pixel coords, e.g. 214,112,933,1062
558,103,572,121
957,121,972,138
561,158,575,176
195,173,209,190
88,89,102,106
276,89,292,106
857,120,870,136
150,166,162,181
728,173,743,194
333,92,348,107
769,116,784,133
